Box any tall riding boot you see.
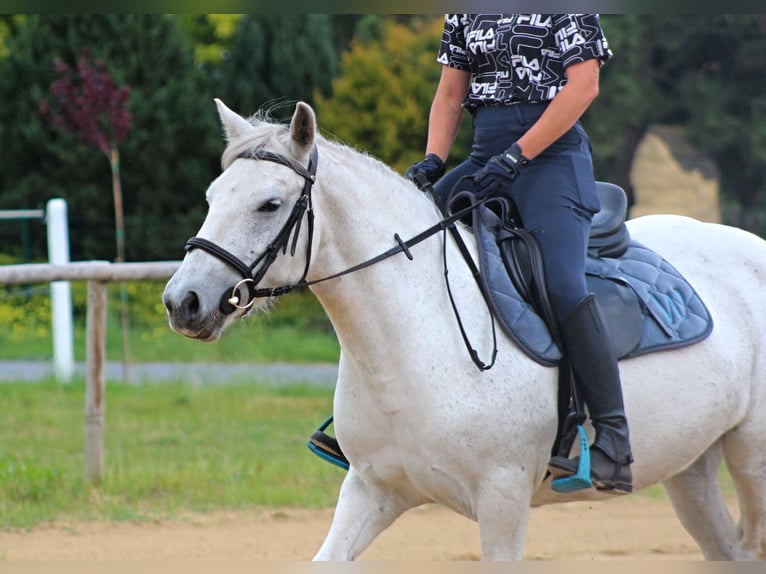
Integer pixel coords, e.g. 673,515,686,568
548,294,634,493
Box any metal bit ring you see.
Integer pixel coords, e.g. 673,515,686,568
228,278,256,310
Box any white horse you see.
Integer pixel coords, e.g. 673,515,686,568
163,99,766,561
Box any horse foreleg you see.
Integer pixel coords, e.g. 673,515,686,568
313,468,419,561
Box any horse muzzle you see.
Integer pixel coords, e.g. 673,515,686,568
163,285,228,341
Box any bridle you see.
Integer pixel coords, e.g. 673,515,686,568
184,145,497,370
185,146,318,315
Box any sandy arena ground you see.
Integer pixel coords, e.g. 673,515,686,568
1,494,738,562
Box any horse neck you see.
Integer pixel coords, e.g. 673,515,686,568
307,148,464,363
310,144,445,273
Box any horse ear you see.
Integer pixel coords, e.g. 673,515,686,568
290,102,316,155
215,98,254,142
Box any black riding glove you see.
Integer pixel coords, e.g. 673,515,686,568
473,142,530,199
405,153,446,191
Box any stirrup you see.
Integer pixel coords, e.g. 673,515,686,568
307,416,349,470
551,425,592,493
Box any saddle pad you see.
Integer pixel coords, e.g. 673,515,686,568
472,204,713,367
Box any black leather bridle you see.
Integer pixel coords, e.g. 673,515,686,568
185,146,318,315
183,145,497,370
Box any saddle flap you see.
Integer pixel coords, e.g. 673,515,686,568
585,274,643,357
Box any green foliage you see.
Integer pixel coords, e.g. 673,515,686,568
4,13,766,270
0,15,219,262
0,15,23,57
0,380,343,528
217,14,339,116
667,15,766,233
177,14,242,70
588,15,766,235
584,15,658,200
314,17,474,174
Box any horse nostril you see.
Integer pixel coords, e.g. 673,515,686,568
182,291,200,317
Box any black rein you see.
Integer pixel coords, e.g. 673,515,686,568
183,146,496,370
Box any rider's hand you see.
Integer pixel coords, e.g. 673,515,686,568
473,142,530,199
405,153,446,191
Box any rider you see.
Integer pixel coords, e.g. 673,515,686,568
312,13,633,493
407,13,632,493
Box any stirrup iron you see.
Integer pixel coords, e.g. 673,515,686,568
551,425,592,493
307,416,349,470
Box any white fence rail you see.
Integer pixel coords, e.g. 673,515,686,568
0,260,181,483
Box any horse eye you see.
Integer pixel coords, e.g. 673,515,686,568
259,199,282,213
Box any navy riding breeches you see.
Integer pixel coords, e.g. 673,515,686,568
434,103,601,322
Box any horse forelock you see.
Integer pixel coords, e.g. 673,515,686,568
220,114,293,171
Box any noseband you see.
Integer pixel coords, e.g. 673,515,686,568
185,146,318,315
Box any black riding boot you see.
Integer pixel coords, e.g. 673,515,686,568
548,294,634,493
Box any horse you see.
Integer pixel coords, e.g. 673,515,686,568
162,99,766,561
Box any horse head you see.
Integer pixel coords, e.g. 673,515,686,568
163,99,320,341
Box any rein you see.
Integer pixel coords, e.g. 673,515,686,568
184,147,497,371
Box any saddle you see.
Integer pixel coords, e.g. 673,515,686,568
449,183,713,367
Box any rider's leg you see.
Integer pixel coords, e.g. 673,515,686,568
509,156,633,493
548,294,634,492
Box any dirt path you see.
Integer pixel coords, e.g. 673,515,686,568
1,494,726,562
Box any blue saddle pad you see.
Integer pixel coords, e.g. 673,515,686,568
472,203,714,367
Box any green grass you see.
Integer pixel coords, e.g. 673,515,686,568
0,378,739,531
0,379,344,529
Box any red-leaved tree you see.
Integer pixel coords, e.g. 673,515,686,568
40,47,133,264
40,47,134,381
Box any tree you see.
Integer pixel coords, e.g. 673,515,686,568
590,15,766,235
40,48,133,264
0,15,23,57
663,15,766,234
177,14,242,75
39,48,136,381
0,15,219,262
581,15,660,207
314,16,473,174
216,14,339,117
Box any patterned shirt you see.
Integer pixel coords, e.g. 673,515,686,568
438,14,613,110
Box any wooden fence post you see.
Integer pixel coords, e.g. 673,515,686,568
84,279,107,484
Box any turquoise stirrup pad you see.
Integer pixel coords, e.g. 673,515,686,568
307,416,350,471
307,441,350,470
551,425,593,493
